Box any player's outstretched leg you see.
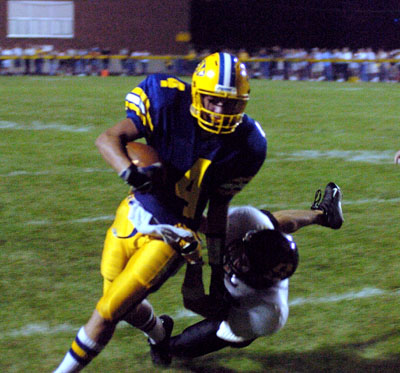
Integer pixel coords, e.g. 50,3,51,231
311,182,344,229
149,314,174,366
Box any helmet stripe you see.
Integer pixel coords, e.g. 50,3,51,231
218,53,236,88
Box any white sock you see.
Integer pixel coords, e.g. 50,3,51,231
53,327,103,373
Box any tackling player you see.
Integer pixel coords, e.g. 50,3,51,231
148,182,343,365
53,52,266,372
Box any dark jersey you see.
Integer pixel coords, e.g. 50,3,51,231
125,73,266,230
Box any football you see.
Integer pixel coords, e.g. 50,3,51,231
126,142,161,168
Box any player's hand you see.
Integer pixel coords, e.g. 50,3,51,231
180,241,203,265
137,162,164,190
394,150,400,164
120,162,163,192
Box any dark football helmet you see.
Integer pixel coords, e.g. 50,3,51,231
223,229,299,289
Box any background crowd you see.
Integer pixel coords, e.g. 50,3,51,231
1,44,400,82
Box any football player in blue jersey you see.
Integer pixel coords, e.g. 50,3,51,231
150,182,344,365
54,52,267,372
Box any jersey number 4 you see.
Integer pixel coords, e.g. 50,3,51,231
175,158,211,219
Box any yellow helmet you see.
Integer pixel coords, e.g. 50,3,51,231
190,52,250,134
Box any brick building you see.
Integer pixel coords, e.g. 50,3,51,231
0,0,191,54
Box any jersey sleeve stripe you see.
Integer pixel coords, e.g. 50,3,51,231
124,88,154,132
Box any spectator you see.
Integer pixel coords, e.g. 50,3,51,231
310,47,324,81
12,44,23,75
119,48,129,76
238,48,251,75
365,48,379,82
1,47,13,75
342,47,352,81
88,47,101,75
321,48,333,81
356,48,368,82
258,48,270,79
377,48,390,82
47,48,59,76
101,47,111,71
24,44,36,75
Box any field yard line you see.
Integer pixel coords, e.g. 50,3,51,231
27,216,115,225
2,287,397,339
288,287,386,306
1,168,113,177
276,150,394,164
342,197,400,205
0,120,93,132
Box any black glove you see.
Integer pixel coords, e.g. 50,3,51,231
119,162,162,193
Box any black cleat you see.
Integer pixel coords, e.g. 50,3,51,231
149,315,174,367
311,182,344,229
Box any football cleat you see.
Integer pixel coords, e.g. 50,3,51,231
149,315,174,367
311,182,344,229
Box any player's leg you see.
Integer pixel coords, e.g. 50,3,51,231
96,233,182,353
123,299,167,343
97,197,183,344
268,182,344,233
53,200,130,373
53,310,113,373
271,209,324,233
168,319,254,359
54,237,181,372
54,198,182,372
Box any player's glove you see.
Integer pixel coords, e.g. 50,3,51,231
180,241,203,265
119,162,162,193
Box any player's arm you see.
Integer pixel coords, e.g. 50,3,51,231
206,197,229,298
95,117,140,174
181,262,229,319
95,118,154,191
181,263,209,317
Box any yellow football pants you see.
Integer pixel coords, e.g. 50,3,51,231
96,196,183,321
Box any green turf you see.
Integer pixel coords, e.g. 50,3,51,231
1,76,399,372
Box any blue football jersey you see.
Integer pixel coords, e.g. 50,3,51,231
124,73,267,230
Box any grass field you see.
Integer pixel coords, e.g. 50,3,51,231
1,76,399,372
